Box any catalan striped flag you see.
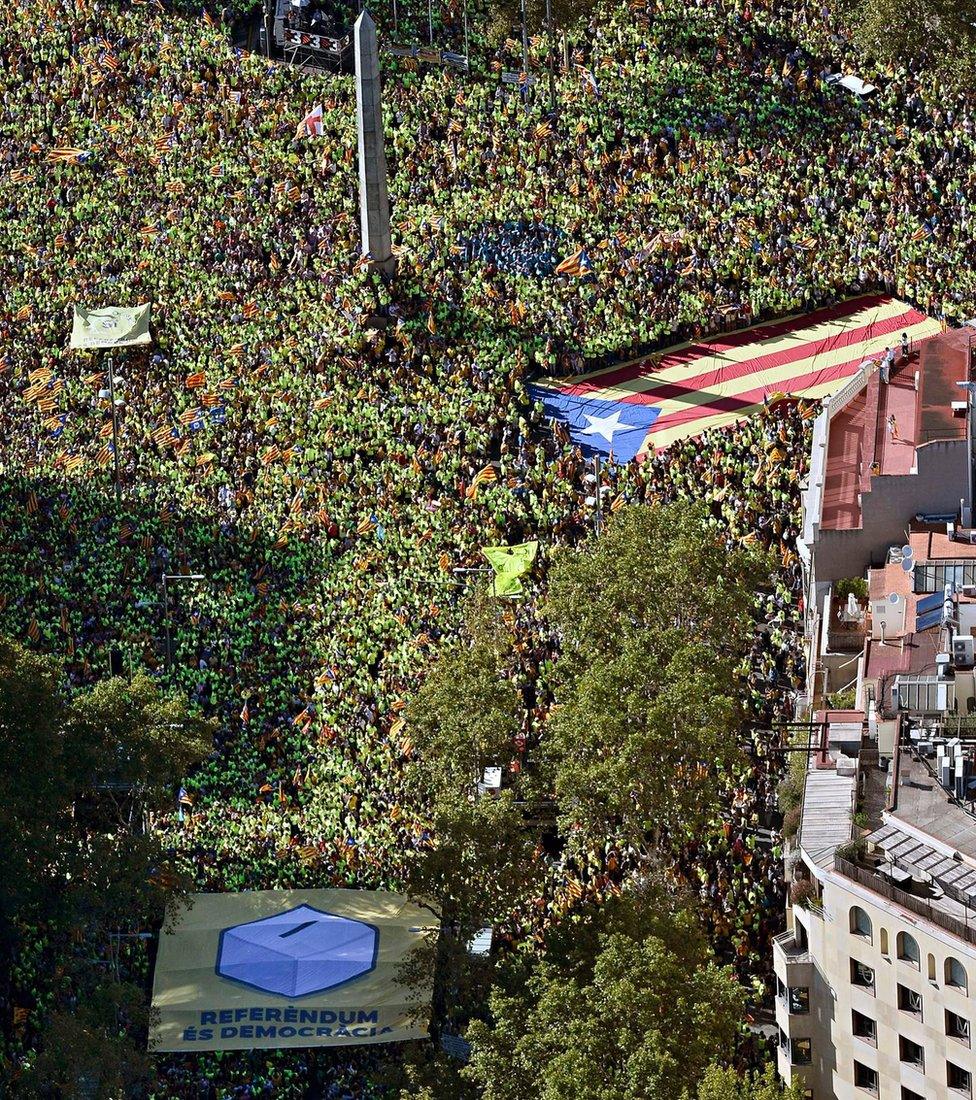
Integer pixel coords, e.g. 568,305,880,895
529,295,943,456
46,148,92,164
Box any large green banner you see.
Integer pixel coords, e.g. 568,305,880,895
150,888,437,1052
70,304,152,348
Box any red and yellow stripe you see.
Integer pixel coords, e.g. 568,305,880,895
536,296,941,453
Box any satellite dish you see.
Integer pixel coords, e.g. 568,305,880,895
902,556,915,572
902,544,913,558
889,593,902,605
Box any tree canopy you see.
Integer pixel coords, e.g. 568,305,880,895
0,640,212,1097
463,889,745,1100
839,0,976,81
404,597,550,933
545,502,770,851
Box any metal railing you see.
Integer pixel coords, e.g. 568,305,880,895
834,855,976,947
773,929,811,960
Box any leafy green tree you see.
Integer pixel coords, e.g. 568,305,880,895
17,980,153,1100
838,0,976,81
0,640,212,1098
407,596,523,799
545,502,770,853
463,887,745,1100
693,1063,806,1100
404,597,551,935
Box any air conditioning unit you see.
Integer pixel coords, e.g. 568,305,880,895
953,635,976,668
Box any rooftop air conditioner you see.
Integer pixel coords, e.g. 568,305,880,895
953,635,976,668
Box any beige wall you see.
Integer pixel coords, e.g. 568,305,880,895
776,870,976,1099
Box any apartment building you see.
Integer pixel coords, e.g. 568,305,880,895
779,326,976,1098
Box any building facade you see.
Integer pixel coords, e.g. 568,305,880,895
780,327,976,1099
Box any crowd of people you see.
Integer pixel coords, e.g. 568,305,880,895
2,0,974,1090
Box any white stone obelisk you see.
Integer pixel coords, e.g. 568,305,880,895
354,11,394,273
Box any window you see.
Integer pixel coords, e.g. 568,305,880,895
852,1009,876,1045
791,1037,812,1066
948,957,970,994
949,1060,972,1097
852,958,876,992
899,1035,924,1068
880,927,889,955
929,953,937,982
947,1009,971,1046
854,1060,879,1095
898,983,923,1017
788,987,810,1014
795,917,808,950
915,562,976,592
851,905,873,941
898,931,921,968
902,1089,924,1100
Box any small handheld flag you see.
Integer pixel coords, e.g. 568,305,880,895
297,104,324,138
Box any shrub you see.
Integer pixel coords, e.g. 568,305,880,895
789,879,818,908
835,577,868,601
782,805,802,840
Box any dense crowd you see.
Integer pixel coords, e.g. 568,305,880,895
2,0,973,1090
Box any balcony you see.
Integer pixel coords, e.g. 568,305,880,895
774,930,813,989
834,854,976,948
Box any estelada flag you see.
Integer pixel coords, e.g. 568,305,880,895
529,295,942,457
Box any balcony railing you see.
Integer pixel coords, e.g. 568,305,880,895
826,629,867,653
774,929,811,961
834,855,976,948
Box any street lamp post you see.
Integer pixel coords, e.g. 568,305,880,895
593,455,603,536
161,574,205,672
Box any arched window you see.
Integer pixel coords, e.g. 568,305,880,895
897,931,920,968
880,928,889,955
850,906,873,941
928,953,937,982
947,957,969,993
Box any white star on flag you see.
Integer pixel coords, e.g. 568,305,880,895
580,409,637,443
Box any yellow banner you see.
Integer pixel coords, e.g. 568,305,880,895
150,889,437,1052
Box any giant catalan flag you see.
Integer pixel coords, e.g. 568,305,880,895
529,296,941,459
